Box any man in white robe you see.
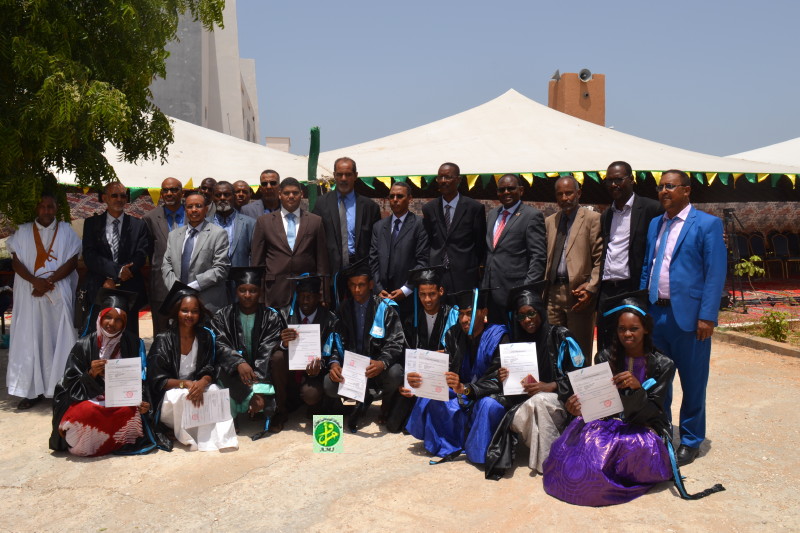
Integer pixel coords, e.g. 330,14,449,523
6,193,81,409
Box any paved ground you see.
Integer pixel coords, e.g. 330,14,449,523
0,324,798,532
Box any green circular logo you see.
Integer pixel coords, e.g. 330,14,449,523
314,420,341,447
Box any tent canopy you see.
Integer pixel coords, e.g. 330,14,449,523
57,116,317,189
728,137,800,167
319,89,800,183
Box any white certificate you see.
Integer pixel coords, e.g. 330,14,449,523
499,343,539,396
337,351,370,403
104,358,142,408
405,348,449,401
288,324,321,370
181,388,233,428
567,361,623,423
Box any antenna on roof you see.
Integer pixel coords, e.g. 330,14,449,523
551,69,561,81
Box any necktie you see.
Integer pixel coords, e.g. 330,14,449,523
392,218,401,242
302,316,309,325
286,212,297,250
338,196,349,267
110,218,120,263
443,204,452,267
180,227,197,284
548,214,568,282
649,218,675,304
493,210,510,248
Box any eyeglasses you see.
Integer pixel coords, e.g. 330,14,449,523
656,183,686,191
516,311,539,321
106,193,126,199
604,177,630,185
497,186,519,193
261,180,278,187
161,187,181,193
388,194,407,199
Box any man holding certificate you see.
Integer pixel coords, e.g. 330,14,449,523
212,268,283,434
405,288,509,466
322,259,405,433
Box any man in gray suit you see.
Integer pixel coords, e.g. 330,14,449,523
482,174,547,324
162,192,231,313
143,177,184,333
210,181,256,303
241,169,281,219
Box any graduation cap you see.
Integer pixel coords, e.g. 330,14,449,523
408,265,447,287
95,287,137,313
229,266,264,287
287,273,324,293
506,281,547,312
450,288,492,310
339,257,371,280
159,281,201,316
601,289,649,318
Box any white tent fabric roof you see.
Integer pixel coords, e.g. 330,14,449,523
727,137,800,168
319,89,800,177
57,116,315,188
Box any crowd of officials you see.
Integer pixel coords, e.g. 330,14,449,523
5,158,727,506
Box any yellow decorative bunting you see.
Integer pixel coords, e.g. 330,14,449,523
148,188,161,206
574,172,584,185
599,171,607,179
250,185,259,193
376,176,392,189
706,172,717,185
82,187,90,194
546,172,559,178
652,171,662,183
493,174,504,184
408,176,422,188
757,173,769,182
466,174,480,190
520,173,534,186
787,174,796,186
733,173,743,181
185,177,194,190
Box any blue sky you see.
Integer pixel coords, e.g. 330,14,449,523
236,1,799,156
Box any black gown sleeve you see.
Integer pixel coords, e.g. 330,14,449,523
254,309,284,383
211,306,247,376
618,350,675,432
469,333,508,400
374,304,405,367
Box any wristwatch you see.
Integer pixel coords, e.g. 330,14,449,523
179,380,186,389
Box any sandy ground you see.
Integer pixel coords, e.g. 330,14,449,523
0,317,799,533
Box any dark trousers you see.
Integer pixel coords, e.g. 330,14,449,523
323,362,404,407
270,350,326,415
596,278,639,351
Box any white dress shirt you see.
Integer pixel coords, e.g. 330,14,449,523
651,203,692,299
602,194,636,281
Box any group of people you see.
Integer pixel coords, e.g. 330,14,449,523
6,157,728,506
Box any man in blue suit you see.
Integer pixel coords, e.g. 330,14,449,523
640,169,726,466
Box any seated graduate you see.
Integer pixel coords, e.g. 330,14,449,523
543,290,676,506
211,267,282,438
323,258,405,433
405,288,509,465
50,289,154,457
148,281,238,451
485,283,585,479
275,273,344,420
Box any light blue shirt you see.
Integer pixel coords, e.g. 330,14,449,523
338,191,357,255
165,205,185,231
213,212,237,258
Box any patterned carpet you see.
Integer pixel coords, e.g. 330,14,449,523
720,278,800,326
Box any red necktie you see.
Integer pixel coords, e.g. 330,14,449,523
302,316,309,324
493,210,510,247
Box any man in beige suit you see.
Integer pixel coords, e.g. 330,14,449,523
544,175,603,360
250,178,330,308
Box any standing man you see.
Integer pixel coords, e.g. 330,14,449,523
369,181,429,321
597,161,662,349
199,177,217,218
210,181,256,303
483,174,547,325
241,170,281,219
250,177,329,308
312,157,381,280
7,193,81,409
162,192,231,313
640,170,726,466
422,163,486,294
143,177,184,334
232,180,253,211
544,175,603,360
82,181,150,336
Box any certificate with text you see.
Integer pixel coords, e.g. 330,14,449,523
104,358,142,408
337,351,370,403
567,361,623,423
288,324,321,370
405,348,449,401
182,388,233,428
499,342,539,396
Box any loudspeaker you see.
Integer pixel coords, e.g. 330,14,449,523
579,69,592,82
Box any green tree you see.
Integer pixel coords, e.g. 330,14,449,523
0,0,225,224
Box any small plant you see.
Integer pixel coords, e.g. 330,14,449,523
734,255,766,292
760,310,789,343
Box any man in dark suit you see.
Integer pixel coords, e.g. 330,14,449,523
369,181,429,321
422,163,487,294
482,174,547,325
640,170,726,466
82,181,150,336
241,169,281,219
232,180,253,211
250,178,330,308
597,161,662,349
312,157,381,282
143,177,185,334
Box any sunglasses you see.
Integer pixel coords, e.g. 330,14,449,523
497,186,519,193
261,180,279,186
656,183,685,191
516,311,539,321
604,177,630,185
388,194,407,199
161,187,181,193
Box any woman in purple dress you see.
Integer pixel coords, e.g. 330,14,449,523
542,291,674,506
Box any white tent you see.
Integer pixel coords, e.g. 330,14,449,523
57,116,316,188
319,89,800,180
728,137,800,168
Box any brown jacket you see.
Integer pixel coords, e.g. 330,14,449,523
545,206,603,298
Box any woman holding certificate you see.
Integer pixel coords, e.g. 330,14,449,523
147,282,238,452
542,291,674,506
49,289,153,457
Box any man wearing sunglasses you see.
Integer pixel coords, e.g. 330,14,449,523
640,169,726,467
242,169,282,219
82,181,150,336
143,177,185,333
483,174,546,324
369,181,429,322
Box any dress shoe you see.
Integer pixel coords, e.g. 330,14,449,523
676,444,700,466
17,395,43,410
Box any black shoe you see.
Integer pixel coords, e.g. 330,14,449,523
17,395,44,410
346,402,366,433
676,445,700,466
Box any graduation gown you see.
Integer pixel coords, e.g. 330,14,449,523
332,296,404,367
278,304,343,370
403,303,455,352
211,305,283,403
